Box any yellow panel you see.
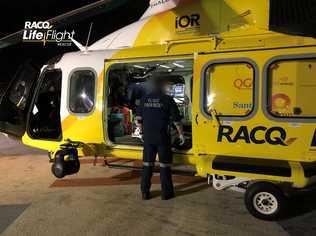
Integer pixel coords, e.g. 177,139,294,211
222,0,269,30
134,0,270,48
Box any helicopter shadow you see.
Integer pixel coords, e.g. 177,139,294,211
278,189,316,235
150,178,208,199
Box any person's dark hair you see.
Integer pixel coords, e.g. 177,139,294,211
151,72,170,91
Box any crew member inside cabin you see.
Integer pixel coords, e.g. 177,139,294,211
136,73,185,200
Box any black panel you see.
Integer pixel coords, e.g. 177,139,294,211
301,162,316,177
212,156,291,177
270,0,316,37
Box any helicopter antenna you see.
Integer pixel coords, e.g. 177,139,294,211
70,37,86,52
70,23,94,53
85,22,94,48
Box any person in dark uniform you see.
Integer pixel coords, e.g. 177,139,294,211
136,73,185,200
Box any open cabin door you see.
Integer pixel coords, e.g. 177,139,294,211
0,62,39,138
193,53,258,157
194,49,316,163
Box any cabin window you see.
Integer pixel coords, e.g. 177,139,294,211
69,70,96,114
204,62,255,117
267,58,316,118
106,59,193,150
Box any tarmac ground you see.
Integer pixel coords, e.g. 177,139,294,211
1,135,316,236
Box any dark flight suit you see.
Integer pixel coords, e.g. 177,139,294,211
137,91,182,197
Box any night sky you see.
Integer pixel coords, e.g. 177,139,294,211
0,0,148,85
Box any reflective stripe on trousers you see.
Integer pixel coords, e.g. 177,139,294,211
159,163,172,168
143,162,155,167
143,162,172,168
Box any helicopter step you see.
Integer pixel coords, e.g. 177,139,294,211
208,174,249,193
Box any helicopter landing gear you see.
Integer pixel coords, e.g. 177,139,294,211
244,182,287,221
208,174,249,193
208,175,288,221
51,142,81,178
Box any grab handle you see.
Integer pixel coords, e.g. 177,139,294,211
195,114,199,125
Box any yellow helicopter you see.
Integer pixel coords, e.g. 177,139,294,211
1,0,316,220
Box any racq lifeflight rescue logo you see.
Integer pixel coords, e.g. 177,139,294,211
150,0,171,7
23,21,75,46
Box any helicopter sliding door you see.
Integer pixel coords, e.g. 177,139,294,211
194,48,316,163
193,53,258,157
0,62,39,138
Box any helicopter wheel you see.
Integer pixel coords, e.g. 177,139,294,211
244,182,287,221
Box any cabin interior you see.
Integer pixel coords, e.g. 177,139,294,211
106,59,193,150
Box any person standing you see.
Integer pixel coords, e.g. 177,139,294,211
136,74,185,200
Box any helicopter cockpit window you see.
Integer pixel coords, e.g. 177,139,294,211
0,63,38,137
8,79,31,111
106,59,193,150
8,65,38,112
69,70,96,114
267,58,316,118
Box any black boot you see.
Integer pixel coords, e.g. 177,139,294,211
142,192,151,200
161,192,174,200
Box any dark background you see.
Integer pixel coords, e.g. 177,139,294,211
1,0,316,93
0,0,148,89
